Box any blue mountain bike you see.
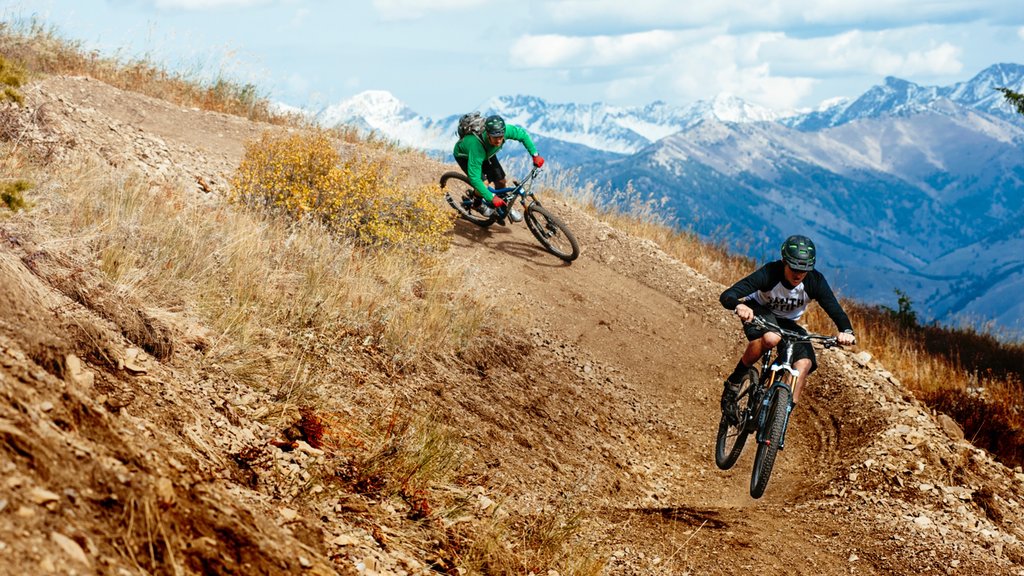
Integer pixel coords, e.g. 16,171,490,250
714,316,840,498
439,166,580,262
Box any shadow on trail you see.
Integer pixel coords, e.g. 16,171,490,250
450,219,573,268
601,505,730,530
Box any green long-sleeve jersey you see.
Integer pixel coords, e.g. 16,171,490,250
452,124,538,201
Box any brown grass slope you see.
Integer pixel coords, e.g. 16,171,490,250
1,71,1024,576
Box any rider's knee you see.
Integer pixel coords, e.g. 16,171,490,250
761,332,782,347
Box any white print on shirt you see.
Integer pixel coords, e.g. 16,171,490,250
752,283,809,321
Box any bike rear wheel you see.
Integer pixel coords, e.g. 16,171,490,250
439,171,497,227
524,204,580,262
749,379,792,499
715,368,757,470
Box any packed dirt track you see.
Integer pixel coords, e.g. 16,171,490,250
1,74,1023,575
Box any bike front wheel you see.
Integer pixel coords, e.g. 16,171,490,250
715,368,757,470
749,380,792,499
524,204,580,262
439,171,497,227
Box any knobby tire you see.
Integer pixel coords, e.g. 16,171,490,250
749,379,792,499
439,171,496,227
524,204,580,262
714,368,758,470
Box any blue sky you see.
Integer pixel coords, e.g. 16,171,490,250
6,0,1024,117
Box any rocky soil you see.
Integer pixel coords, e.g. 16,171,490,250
0,74,1022,575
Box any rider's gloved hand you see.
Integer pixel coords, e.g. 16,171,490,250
532,155,545,168
838,331,856,346
491,196,506,208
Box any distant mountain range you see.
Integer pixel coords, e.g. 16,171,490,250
310,64,1024,337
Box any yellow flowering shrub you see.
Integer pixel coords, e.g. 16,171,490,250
230,131,453,251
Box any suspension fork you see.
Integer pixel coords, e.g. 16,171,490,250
756,362,799,448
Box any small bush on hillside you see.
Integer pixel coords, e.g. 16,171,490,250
1,179,31,211
881,288,918,329
230,131,453,251
0,54,26,104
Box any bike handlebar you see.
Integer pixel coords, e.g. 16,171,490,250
747,315,841,349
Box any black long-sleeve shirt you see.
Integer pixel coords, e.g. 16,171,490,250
720,260,854,333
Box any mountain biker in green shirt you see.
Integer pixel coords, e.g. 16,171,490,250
453,114,544,222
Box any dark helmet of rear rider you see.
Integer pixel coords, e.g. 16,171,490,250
484,115,506,137
781,235,816,271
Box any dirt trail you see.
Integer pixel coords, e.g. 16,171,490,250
2,74,1023,575
443,198,871,572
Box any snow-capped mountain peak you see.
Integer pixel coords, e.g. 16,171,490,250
316,89,417,128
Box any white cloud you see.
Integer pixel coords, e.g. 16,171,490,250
508,23,966,109
763,29,963,77
510,30,681,68
665,34,818,110
371,0,488,21
539,0,1019,29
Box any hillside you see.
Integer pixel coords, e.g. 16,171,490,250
326,65,1024,336
1,74,1023,575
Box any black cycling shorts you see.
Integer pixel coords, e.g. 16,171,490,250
742,302,817,373
456,156,505,192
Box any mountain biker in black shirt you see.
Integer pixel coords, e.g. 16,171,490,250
718,235,856,423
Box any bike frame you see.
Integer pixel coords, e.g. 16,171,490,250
488,166,543,220
748,316,837,449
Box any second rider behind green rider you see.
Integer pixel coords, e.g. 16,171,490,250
452,114,544,223
718,235,857,424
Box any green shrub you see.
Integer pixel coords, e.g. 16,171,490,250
230,131,453,251
1,179,31,211
0,54,26,104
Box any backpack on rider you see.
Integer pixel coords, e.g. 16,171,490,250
457,111,485,140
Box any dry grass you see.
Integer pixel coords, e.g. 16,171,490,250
443,499,606,575
8,146,585,572
329,405,464,503
15,154,491,397
312,403,606,575
0,18,289,124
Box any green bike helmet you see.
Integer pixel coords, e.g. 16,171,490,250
484,115,506,137
781,235,816,271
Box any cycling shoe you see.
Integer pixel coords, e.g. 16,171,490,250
720,379,742,425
